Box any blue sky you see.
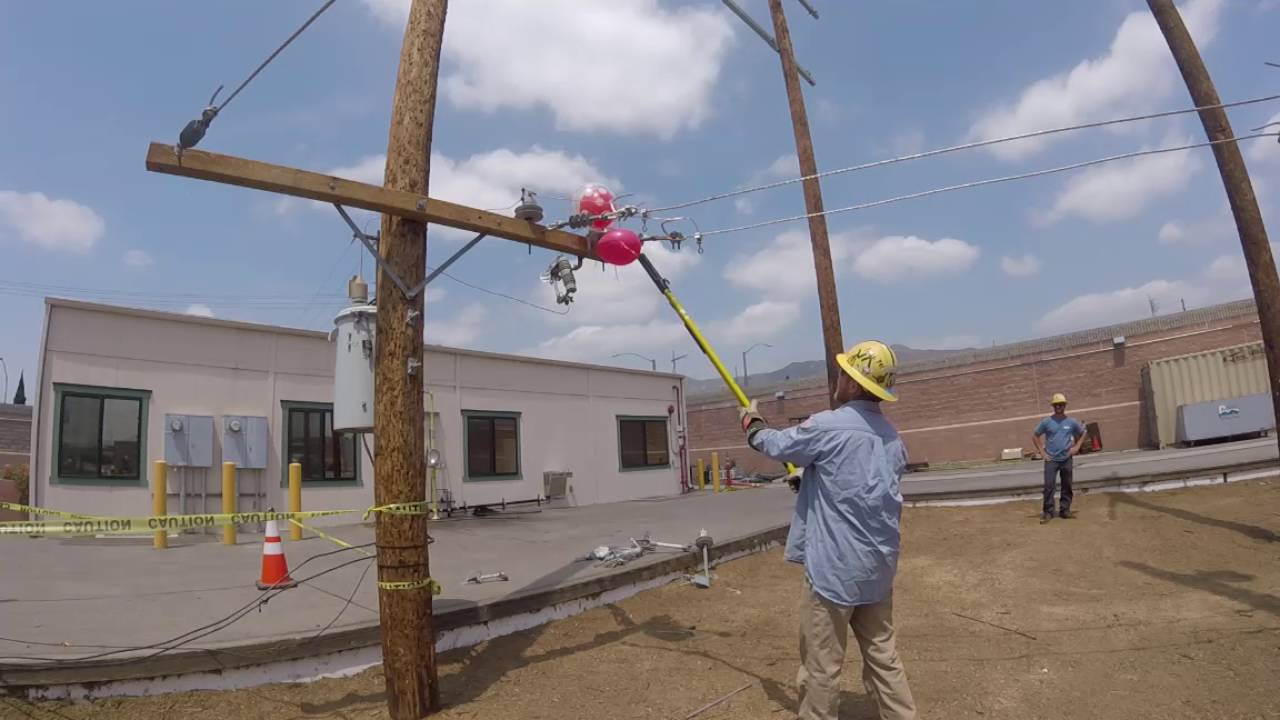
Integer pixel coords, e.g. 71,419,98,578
1,0,1277,391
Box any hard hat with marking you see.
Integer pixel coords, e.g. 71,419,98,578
1050,393,1068,405
836,340,898,402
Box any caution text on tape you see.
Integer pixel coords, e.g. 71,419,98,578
0,509,355,536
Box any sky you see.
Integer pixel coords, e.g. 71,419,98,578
1,0,1278,391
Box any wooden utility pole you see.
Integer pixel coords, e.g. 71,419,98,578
1148,0,1280,458
377,0,446,716
766,0,844,408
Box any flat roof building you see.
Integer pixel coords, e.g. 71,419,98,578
29,299,689,523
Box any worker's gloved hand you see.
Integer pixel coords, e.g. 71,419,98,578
785,468,803,493
738,399,765,435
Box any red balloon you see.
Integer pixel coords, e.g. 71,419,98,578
575,184,615,231
596,228,642,266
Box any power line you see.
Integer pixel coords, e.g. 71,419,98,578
435,270,570,316
216,0,338,114
699,132,1280,237
648,94,1280,214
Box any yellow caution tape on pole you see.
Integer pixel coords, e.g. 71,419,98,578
363,501,431,519
0,509,356,536
377,578,441,594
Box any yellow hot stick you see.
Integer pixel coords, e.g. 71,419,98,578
636,253,798,478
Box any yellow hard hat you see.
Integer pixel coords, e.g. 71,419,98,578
836,340,898,402
1050,393,1068,405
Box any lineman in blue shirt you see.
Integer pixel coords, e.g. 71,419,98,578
739,340,917,720
1033,393,1087,524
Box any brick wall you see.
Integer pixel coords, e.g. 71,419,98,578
0,404,31,467
688,311,1262,474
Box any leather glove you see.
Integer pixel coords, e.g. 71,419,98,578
738,399,765,435
784,467,803,493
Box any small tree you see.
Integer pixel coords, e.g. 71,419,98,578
1,463,29,505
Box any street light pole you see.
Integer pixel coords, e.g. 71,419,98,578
612,352,657,372
671,350,689,374
0,357,7,404
742,343,773,388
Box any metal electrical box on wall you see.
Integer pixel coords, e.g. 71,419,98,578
164,414,214,467
222,415,269,469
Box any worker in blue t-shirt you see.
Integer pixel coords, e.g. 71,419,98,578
1033,393,1086,524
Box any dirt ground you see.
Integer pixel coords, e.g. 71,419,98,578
5,480,1280,720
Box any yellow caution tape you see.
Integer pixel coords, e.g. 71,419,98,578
0,509,355,536
363,501,431,519
0,499,436,537
0,501,102,519
377,578,441,594
288,518,374,557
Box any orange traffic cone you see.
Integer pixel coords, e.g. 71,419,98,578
255,519,297,590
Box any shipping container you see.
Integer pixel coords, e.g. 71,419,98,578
1143,341,1269,448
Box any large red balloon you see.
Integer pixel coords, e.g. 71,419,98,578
575,184,615,232
596,228,642,266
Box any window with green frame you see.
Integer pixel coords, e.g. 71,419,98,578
464,411,520,480
618,416,670,470
282,402,359,485
53,384,149,485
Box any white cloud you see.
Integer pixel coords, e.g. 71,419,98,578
884,129,925,157
1158,214,1233,244
1247,112,1280,165
1157,221,1185,243
524,319,687,365
968,0,1224,160
1000,254,1042,277
0,190,105,253
361,0,734,139
1204,254,1246,282
279,147,619,239
1033,279,1208,334
908,335,982,351
853,236,980,283
123,249,154,269
718,301,801,345
1037,136,1200,225
733,154,799,215
426,304,486,348
725,229,865,297
185,304,215,318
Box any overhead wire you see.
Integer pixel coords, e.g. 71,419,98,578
647,94,1280,214
214,0,339,115
698,132,1280,237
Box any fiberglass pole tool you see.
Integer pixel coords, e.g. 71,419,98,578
635,252,799,481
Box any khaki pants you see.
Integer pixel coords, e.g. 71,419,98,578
797,580,917,720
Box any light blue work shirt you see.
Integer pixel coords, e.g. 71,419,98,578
749,400,907,608
1034,415,1085,462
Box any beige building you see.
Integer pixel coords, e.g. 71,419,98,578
29,299,688,523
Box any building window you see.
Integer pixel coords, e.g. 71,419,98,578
54,384,149,485
618,416,670,470
464,411,520,480
283,402,359,485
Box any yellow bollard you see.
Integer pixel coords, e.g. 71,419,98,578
696,458,705,491
152,460,168,550
711,452,721,493
222,461,236,546
289,462,302,541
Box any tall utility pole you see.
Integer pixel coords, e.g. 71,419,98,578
1148,0,1280,459
377,1,446,716
766,0,844,408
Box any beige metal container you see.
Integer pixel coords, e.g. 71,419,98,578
1144,342,1268,447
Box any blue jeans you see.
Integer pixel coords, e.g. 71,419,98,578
1043,458,1074,514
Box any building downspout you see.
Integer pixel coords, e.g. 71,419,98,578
673,383,689,493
